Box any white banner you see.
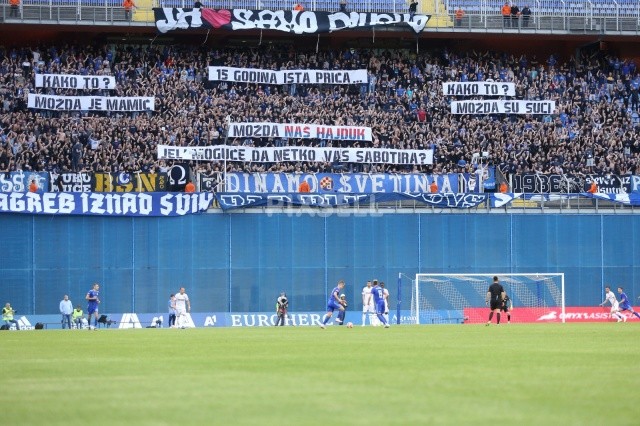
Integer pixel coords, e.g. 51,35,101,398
208,67,367,85
158,145,433,165
442,82,516,97
450,100,556,115
0,192,214,216
228,122,372,141
27,94,155,111
35,74,116,90
155,9,430,35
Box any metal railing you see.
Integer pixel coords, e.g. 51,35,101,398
1,1,639,34
446,0,640,17
217,195,640,214
158,0,409,13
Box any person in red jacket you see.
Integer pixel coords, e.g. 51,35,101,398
501,1,511,27
28,178,38,193
123,0,136,21
298,181,310,193
9,0,20,18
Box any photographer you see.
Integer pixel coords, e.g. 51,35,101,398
336,294,348,325
275,292,289,326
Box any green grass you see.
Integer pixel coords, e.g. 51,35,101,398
2,324,640,425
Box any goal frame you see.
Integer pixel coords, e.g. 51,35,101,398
413,273,565,324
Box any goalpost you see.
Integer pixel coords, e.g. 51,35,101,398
410,273,565,324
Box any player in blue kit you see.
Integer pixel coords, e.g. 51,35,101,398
320,280,345,329
617,287,640,319
367,279,390,328
85,282,100,330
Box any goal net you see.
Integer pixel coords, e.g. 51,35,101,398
411,273,565,324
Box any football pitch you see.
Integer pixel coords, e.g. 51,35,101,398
2,323,639,425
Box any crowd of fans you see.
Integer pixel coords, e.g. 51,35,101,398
1,42,639,184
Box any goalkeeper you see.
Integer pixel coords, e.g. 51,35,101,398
335,294,348,325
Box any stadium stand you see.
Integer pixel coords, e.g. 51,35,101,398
5,0,639,16
3,1,638,34
1,42,639,181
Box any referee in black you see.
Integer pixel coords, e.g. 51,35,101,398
486,276,506,326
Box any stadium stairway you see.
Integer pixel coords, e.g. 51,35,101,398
421,0,453,28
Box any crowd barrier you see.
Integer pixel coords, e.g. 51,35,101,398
1,2,639,34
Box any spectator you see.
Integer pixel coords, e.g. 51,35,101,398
28,178,38,193
510,3,520,28
1,42,640,188
409,0,418,18
123,0,136,21
521,5,531,27
71,139,83,172
299,180,310,193
416,105,427,123
339,0,347,13
194,0,203,8
455,7,465,28
9,0,19,18
502,1,511,27
631,87,639,111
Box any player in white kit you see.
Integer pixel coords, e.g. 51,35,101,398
362,281,376,326
599,285,625,322
174,287,191,328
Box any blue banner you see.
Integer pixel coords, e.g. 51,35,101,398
457,168,496,192
588,191,640,205
513,173,634,194
492,192,640,207
226,172,461,193
216,192,490,210
0,192,214,216
1,171,50,192
218,192,640,210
